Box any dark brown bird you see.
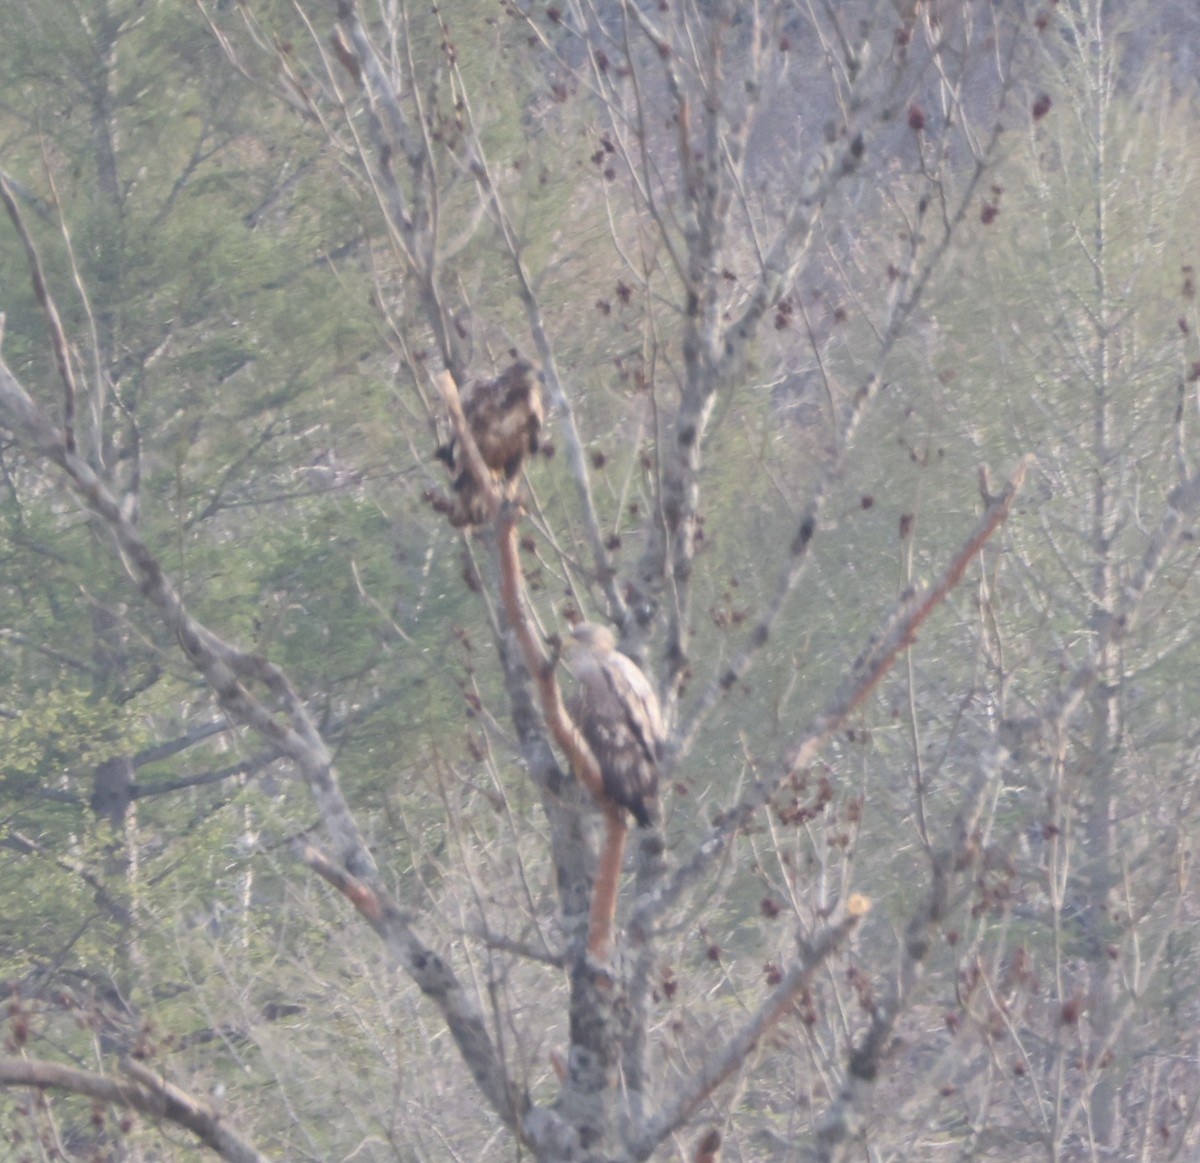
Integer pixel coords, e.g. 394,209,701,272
438,359,544,526
566,623,665,827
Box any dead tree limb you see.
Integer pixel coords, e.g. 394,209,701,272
0,1056,272,1163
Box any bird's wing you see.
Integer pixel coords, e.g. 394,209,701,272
601,653,665,762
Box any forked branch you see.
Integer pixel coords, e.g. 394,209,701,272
637,456,1034,934
0,1056,271,1163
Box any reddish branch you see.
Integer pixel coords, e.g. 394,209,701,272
497,494,628,962
810,455,1034,743
624,467,1032,1156
435,365,631,961
459,368,1032,1145
297,842,383,923
432,369,500,522
635,457,1032,937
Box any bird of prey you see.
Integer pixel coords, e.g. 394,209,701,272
566,622,665,827
437,359,544,526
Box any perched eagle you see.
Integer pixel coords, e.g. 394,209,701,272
438,359,544,526
566,622,665,828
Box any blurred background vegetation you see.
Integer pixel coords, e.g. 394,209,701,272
3,0,1200,1159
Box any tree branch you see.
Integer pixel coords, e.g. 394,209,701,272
637,457,1033,935
636,901,870,1157
0,252,525,1137
0,173,77,454
0,1056,272,1163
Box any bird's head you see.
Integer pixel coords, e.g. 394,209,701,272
565,622,616,673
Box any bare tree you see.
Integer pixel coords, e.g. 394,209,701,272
5,0,1200,1160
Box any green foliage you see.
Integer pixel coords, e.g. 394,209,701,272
0,686,143,795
